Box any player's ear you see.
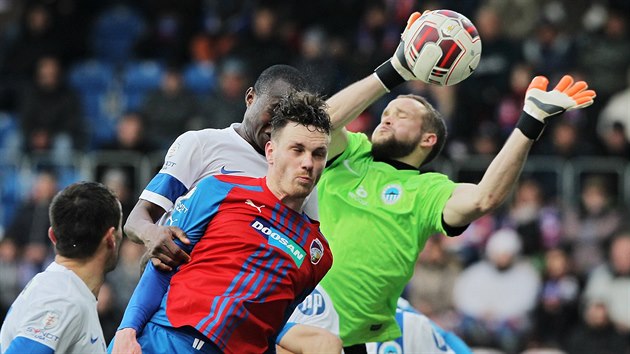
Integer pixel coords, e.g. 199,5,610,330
245,87,255,107
420,132,437,148
48,227,57,245
104,227,117,250
265,140,274,164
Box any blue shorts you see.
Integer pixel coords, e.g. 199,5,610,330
108,322,222,354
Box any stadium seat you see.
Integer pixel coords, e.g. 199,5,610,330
122,60,164,110
67,60,119,149
183,62,217,96
68,60,115,94
91,5,146,66
0,159,22,229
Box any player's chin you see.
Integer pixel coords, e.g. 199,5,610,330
294,181,314,195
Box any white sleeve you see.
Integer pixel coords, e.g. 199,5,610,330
140,131,206,211
403,311,455,353
10,298,82,351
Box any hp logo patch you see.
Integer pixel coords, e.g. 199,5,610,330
377,341,402,354
298,289,326,316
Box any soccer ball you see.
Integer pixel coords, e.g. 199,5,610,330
403,10,482,86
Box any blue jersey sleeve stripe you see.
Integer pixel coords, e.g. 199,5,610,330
145,173,188,204
275,322,297,344
4,336,54,354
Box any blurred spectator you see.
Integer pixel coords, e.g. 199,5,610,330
100,167,134,220
135,1,199,64
90,4,146,66
452,5,522,145
502,178,563,255
231,4,293,77
97,282,120,344
564,301,629,354
485,0,540,40
194,58,249,129
0,237,20,321
406,235,462,331
531,247,580,349
577,11,630,102
470,121,500,156
1,4,64,88
577,9,630,146
599,122,630,158
596,65,630,151
141,65,198,147
351,2,399,80
453,229,541,354
534,119,597,158
582,232,630,334
562,175,624,276
495,63,531,141
18,55,84,157
106,238,145,316
292,26,341,96
5,170,58,248
521,19,577,79
101,111,156,154
5,170,58,288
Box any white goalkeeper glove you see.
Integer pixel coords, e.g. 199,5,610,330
516,75,596,140
374,12,423,91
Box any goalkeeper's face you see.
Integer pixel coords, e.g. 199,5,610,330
371,97,427,160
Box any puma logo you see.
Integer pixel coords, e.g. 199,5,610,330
245,199,265,213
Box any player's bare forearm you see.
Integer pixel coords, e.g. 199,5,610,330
125,200,191,270
476,130,533,208
326,75,386,131
277,324,342,354
326,75,386,158
124,200,164,245
443,131,533,226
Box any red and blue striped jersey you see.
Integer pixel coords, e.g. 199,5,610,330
122,175,332,354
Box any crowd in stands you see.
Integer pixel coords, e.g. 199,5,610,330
0,0,629,353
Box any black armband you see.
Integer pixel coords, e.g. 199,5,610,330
516,111,546,141
374,60,405,92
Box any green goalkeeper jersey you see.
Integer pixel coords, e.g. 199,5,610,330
318,132,459,345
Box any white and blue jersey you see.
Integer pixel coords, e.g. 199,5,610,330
367,298,472,354
0,262,107,354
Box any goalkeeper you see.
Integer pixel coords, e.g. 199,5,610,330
283,12,597,353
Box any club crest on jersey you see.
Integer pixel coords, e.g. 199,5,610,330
41,311,60,329
381,184,402,205
167,142,180,157
310,239,324,265
251,217,305,266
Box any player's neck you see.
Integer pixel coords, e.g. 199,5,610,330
234,124,265,155
265,179,305,213
276,195,305,213
55,255,105,298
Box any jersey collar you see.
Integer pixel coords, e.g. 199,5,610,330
373,156,420,173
